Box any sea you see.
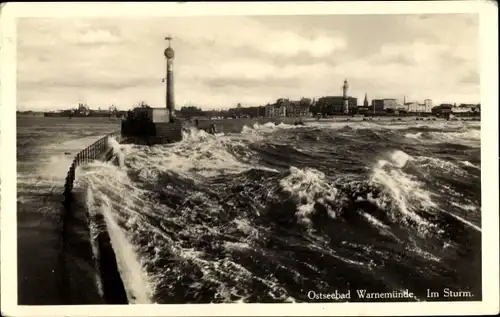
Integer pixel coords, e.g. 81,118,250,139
16,116,482,304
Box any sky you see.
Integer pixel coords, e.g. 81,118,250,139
17,14,480,111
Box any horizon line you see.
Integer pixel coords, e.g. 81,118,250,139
17,99,482,112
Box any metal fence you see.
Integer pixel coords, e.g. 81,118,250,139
60,131,128,304
63,131,122,206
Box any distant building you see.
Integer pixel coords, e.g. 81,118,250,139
408,102,427,113
275,104,286,116
265,99,288,117
363,93,369,107
469,104,481,113
424,99,433,112
356,106,370,114
451,107,471,113
317,96,358,115
396,104,408,112
403,99,433,113
131,106,171,122
372,98,399,111
287,97,311,117
406,102,422,113
265,103,275,117
275,98,288,117
265,97,310,117
451,104,477,113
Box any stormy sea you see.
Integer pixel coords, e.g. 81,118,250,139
17,117,481,304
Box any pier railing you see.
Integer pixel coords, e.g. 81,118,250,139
61,130,129,304
63,131,122,207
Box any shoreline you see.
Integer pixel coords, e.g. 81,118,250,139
18,114,480,121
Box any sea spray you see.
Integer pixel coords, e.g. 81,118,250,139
38,153,76,181
84,187,105,298
241,121,297,136
370,150,439,236
29,118,481,303
279,167,339,228
78,162,153,303
107,137,126,168
99,196,153,304
128,127,258,178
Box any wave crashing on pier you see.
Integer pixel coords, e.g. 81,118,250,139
72,120,481,304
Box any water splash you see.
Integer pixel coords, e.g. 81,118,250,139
58,120,480,303
99,197,154,303
370,150,439,236
279,166,339,227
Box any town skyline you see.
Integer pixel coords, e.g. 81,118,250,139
17,88,480,113
17,14,479,111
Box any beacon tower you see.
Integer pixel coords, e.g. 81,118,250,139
164,36,175,120
342,79,349,114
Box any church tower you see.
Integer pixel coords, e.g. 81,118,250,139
363,93,369,107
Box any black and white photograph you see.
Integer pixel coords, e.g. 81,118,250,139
1,1,498,316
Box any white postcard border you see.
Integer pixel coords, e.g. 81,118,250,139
1,1,498,316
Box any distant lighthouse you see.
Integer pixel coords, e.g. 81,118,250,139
342,79,349,114
164,36,175,121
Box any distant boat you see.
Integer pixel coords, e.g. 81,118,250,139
44,110,72,117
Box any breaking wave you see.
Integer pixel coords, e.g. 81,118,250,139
69,120,481,303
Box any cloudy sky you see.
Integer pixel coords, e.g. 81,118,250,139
17,14,479,111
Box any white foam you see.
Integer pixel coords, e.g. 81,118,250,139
359,211,389,230
450,201,478,212
77,163,154,304
404,132,423,139
85,188,105,298
407,242,442,263
100,197,154,304
279,166,339,228
241,121,298,135
440,207,482,233
414,156,464,176
107,137,126,168
461,160,480,169
62,121,481,304
33,154,75,182
429,129,481,146
390,150,412,168
122,127,273,179
371,150,438,235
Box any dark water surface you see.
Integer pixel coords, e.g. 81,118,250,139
17,117,481,304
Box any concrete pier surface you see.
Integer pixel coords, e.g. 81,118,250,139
17,203,105,305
